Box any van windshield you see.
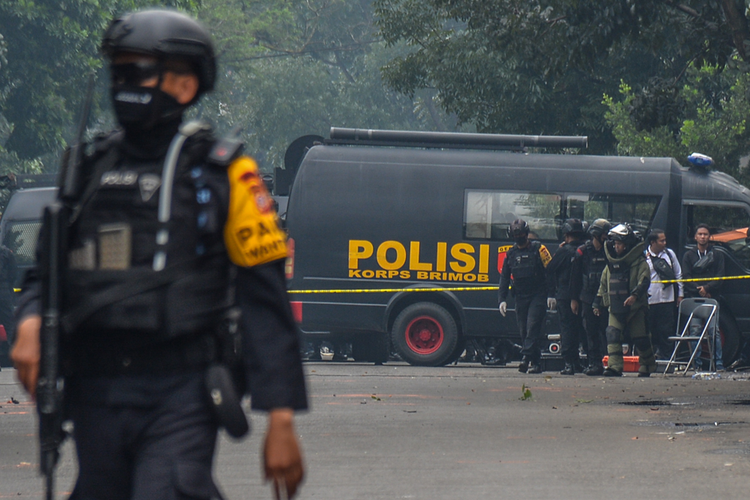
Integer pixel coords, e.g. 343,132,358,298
2,220,41,269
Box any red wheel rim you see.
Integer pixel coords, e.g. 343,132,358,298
405,316,444,355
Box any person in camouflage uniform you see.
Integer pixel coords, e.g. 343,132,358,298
594,224,655,377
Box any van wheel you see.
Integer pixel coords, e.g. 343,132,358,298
442,338,466,366
391,303,458,366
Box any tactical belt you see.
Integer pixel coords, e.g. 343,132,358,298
65,332,218,377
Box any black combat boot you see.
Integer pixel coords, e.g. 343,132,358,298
603,368,622,377
518,358,529,373
560,363,576,375
583,364,604,376
528,361,542,374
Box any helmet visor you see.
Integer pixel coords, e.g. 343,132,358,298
111,61,161,86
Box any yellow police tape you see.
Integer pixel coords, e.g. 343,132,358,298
12,277,747,296
288,274,750,294
288,286,499,294
653,275,750,284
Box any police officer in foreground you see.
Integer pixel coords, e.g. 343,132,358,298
594,223,655,377
11,9,307,499
498,219,555,374
572,219,610,376
547,219,587,375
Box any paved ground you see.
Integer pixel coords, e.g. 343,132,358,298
1,362,749,499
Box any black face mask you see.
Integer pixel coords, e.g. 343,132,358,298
111,83,185,133
514,235,528,246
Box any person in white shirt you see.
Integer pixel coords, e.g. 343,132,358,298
645,229,683,359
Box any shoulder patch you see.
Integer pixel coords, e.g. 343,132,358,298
224,156,287,267
538,244,552,267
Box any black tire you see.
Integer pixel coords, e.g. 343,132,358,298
442,338,466,366
352,334,390,364
391,302,459,366
719,315,741,365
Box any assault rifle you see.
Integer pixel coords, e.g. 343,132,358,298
37,75,94,500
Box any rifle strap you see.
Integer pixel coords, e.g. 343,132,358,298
60,261,190,334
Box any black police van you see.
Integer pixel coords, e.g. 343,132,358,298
284,128,750,366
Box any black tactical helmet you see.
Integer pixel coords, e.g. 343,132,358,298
561,218,585,237
507,219,530,238
588,218,611,238
101,9,216,96
608,223,638,248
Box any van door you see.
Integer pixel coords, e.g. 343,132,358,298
683,201,750,361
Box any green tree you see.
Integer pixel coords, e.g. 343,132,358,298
604,64,750,184
373,0,750,153
0,0,198,164
199,0,461,170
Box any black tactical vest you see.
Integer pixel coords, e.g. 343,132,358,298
62,129,233,343
580,242,607,303
508,241,545,295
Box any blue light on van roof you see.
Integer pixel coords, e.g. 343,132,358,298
688,152,714,167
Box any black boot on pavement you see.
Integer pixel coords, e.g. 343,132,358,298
583,364,604,376
518,359,529,373
603,368,622,377
560,363,576,375
528,362,542,374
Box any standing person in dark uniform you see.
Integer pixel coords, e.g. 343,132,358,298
11,9,307,499
0,244,17,367
547,219,586,375
498,219,555,374
594,223,654,377
572,218,610,376
681,223,725,370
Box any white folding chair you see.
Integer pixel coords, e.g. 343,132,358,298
662,298,719,376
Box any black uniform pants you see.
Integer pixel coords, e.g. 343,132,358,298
558,299,584,363
516,293,546,362
69,375,223,500
648,301,677,357
582,301,607,367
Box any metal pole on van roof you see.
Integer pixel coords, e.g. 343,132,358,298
329,128,588,150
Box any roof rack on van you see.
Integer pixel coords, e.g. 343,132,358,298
327,128,588,151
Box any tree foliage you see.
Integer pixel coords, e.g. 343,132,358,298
0,1,198,164
604,64,750,184
374,0,750,153
0,0,457,177
198,0,460,169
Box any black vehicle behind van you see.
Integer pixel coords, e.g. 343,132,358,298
0,187,58,287
285,128,748,366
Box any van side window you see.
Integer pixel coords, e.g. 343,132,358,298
566,193,660,235
464,190,660,242
464,190,561,241
687,203,750,270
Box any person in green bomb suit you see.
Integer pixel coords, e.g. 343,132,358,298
593,223,655,377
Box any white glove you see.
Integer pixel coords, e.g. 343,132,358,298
498,302,507,317
547,297,557,310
